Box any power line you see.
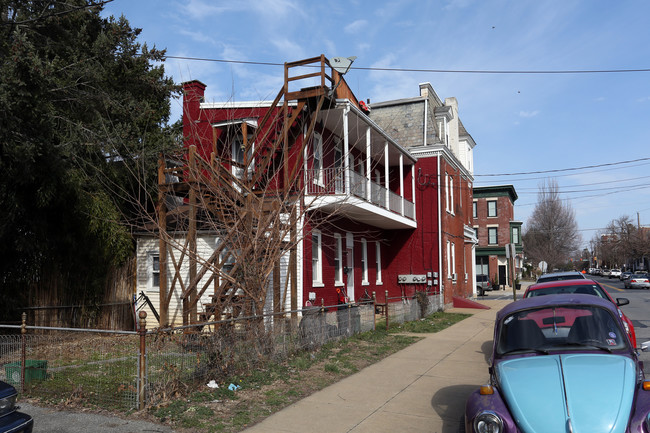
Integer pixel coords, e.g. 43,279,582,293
474,157,650,177
163,55,650,75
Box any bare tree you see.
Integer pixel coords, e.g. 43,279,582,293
523,179,580,271
593,215,650,269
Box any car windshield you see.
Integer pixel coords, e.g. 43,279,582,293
525,283,608,299
497,305,627,355
631,274,648,279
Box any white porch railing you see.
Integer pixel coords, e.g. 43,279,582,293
305,168,414,220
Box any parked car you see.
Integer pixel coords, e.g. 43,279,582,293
610,268,622,279
465,294,650,433
523,278,637,347
536,271,586,284
624,273,650,290
620,271,632,281
475,274,492,296
591,268,602,276
0,380,33,433
601,268,611,277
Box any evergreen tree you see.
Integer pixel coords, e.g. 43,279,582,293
0,0,180,320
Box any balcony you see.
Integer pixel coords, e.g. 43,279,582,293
305,168,416,229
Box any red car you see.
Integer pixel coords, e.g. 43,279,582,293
523,279,637,347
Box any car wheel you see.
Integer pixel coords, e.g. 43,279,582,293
477,287,484,296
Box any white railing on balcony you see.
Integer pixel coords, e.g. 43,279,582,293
388,190,402,214
305,168,414,221
371,182,386,208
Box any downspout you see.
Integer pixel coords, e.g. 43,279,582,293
438,156,444,307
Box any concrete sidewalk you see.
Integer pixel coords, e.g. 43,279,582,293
242,299,512,433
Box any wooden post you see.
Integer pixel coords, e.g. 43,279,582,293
138,311,147,410
157,155,168,328
385,290,389,332
372,291,376,331
188,146,198,325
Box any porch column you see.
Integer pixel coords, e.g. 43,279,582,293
365,126,371,201
343,106,350,195
399,153,404,216
411,164,416,206
384,141,389,210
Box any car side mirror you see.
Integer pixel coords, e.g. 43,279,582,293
642,341,650,352
616,298,630,307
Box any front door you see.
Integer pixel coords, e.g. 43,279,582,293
346,232,354,302
498,265,507,289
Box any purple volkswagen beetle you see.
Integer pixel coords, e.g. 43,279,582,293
465,294,650,433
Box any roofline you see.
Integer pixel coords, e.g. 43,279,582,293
473,184,518,202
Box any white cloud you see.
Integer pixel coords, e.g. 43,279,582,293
519,110,540,118
344,19,368,34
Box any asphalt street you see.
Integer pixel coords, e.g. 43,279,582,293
19,403,176,433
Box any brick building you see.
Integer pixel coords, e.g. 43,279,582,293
134,57,481,327
473,185,523,290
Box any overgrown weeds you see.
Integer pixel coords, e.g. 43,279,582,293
145,310,469,432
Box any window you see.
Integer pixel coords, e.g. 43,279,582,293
472,201,477,219
375,242,382,284
450,176,454,214
512,227,521,244
444,173,448,211
150,254,160,288
313,132,323,185
334,234,343,285
361,238,369,285
487,200,497,217
312,231,323,285
231,132,255,180
451,243,456,278
488,227,498,245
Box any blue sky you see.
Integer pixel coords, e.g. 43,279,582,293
102,0,650,249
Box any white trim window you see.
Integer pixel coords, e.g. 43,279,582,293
361,238,369,285
334,233,343,285
472,200,478,219
149,253,160,289
487,200,497,218
451,242,456,279
488,226,498,245
450,175,455,214
312,230,323,286
375,241,382,284
312,131,324,186
445,173,450,212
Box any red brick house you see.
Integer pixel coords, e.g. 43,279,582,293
135,56,479,327
473,185,523,291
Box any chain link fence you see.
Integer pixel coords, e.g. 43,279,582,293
1,291,442,411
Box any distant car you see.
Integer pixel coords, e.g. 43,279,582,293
592,268,602,276
523,278,637,347
475,274,492,296
609,268,621,279
536,271,586,284
465,294,650,433
624,273,650,290
0,380,33,433
601,268,611,277
620,271,632,281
